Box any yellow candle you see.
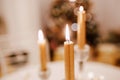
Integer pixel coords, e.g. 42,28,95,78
0,65,1,77
77,6,86,49
64,24,74,80
38,30,47,71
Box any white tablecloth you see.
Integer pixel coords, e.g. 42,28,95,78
1,61,120,80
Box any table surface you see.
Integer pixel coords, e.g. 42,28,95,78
1,61,120,80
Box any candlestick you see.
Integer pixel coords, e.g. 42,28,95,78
64,24,74,80
74,44,90,80
77,6,86,49
38,30,47,71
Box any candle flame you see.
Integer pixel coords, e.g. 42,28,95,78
38,30,44,42
79,6,84,11
65,24,70,41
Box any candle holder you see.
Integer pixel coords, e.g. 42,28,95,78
39,68,50,80
74,44,90,80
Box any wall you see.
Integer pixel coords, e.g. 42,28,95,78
91,0,120,36
0,0,41,65
39,0,52,26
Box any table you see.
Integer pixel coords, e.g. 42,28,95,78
1,61,120,80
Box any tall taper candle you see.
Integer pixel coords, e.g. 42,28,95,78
64,24,74,80
38,30,47,71
77,6,86,49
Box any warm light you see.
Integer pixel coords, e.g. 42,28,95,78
38,30,44,42
79,6,84,12
65,24,70,41
69,0,76,2
88,72,94,79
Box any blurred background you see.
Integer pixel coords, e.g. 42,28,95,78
0,0,120,78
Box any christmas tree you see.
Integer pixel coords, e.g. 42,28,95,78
44,0,100,60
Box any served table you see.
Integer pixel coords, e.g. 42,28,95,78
1,61,120,80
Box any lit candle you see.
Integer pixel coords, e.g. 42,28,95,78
64,24,74,80
38,30,47,71
77,6,86,49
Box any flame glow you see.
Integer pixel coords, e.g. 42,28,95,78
79,6,84,12
65,24,70,41
69,0,76,2
38,30,44,42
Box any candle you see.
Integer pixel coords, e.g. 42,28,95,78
77,6,86,49
64,24,74,80
0,65,1,77
38,30,47,71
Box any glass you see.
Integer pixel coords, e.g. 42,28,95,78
74,44,90,80
39,69,50,80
